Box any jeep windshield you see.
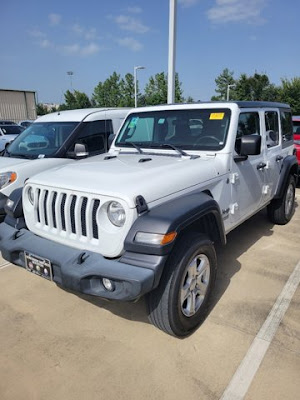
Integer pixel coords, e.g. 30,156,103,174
6,122,78,158
115,109,231,151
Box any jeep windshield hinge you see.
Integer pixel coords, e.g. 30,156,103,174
136,195,148,214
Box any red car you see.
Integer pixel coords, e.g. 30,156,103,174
293,116,300,168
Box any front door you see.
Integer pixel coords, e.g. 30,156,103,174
230,111,265,225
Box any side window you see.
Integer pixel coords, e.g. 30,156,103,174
265,111,279,148
118,117,154,142
235,112,260,153
280,111,293,146
71,120,113,155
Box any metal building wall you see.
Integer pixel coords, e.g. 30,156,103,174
0,89,37,122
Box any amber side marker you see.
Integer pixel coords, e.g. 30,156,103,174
160,231,177,245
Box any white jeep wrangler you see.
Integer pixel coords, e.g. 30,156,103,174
0,101,297,337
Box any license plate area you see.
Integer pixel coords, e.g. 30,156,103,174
24,252,53,281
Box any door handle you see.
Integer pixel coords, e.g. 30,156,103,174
276,155,283,162
257,162,267,170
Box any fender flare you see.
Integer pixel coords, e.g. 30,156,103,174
124,191,226,256
274,155,298,199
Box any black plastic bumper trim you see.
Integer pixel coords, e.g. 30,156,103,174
0,223,166,301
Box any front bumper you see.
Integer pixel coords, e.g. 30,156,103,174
0,223,167,301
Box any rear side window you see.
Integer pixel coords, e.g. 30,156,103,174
265,111,279,148
280,111,293,146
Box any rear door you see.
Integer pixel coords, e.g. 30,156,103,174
262,109,282,202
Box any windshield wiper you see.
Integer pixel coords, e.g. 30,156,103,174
160,143,189,156
118,142,143,154
154,143,200,159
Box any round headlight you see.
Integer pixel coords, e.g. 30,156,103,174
107,201,126,227
28,187,34,205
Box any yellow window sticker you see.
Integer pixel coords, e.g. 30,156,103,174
210,113,224,120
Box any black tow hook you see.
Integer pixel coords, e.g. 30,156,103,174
77,252,89,265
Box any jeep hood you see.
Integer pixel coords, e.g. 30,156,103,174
0,156,31,170
29,153,224,208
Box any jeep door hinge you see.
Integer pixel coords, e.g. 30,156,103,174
230,173,239,184
262,185,270,195
230,203,239,214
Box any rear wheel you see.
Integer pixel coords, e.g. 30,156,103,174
147,233,217,337
268,175,296,225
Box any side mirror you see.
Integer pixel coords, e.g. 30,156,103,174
74,143,89,158
234,134,261,162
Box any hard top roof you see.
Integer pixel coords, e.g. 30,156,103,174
36,107,131,123
128,101,291,114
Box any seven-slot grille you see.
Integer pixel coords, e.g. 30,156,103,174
34,188,101,240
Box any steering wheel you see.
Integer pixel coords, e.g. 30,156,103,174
195,136,220,145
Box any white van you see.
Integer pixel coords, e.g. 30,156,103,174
0,108,130,217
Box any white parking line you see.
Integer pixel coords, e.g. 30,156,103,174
0,262,11,270
220,260,300,400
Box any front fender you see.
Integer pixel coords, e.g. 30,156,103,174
124,191,225,256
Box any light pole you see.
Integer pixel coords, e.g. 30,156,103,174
134,66,145,107
168,0,177,104
67,71,74,91
226,84,236,101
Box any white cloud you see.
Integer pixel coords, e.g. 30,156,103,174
84,28,98,40
61,42,101,56
207,0,267,24
72,24,84,35
63,44,80,55
49,13,62,26
81,43,100,55
127,6,142,14
29,29,46,38
39,39,53,48
117,37,143,52
72,24,99,40
113,15,149,34
178,0,199,7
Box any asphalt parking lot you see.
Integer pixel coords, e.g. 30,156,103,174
0,190,299,400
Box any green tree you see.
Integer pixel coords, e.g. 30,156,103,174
59,90,91,110
144,72,184,105
279,77,300,114
92,72,122,107
185,96,195,103
119,73,135,107
211,68,236,100
235,73,280,101
36,103,49,115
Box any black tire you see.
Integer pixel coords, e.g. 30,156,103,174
146,233,217,337
267,175,296,225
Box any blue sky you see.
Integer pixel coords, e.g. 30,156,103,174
1,0,299,104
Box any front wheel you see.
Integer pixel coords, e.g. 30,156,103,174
146,233,217,337
268,175,296,225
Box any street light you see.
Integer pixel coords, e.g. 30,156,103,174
226,84,236,101
168,0,177,104
134,66,145,107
